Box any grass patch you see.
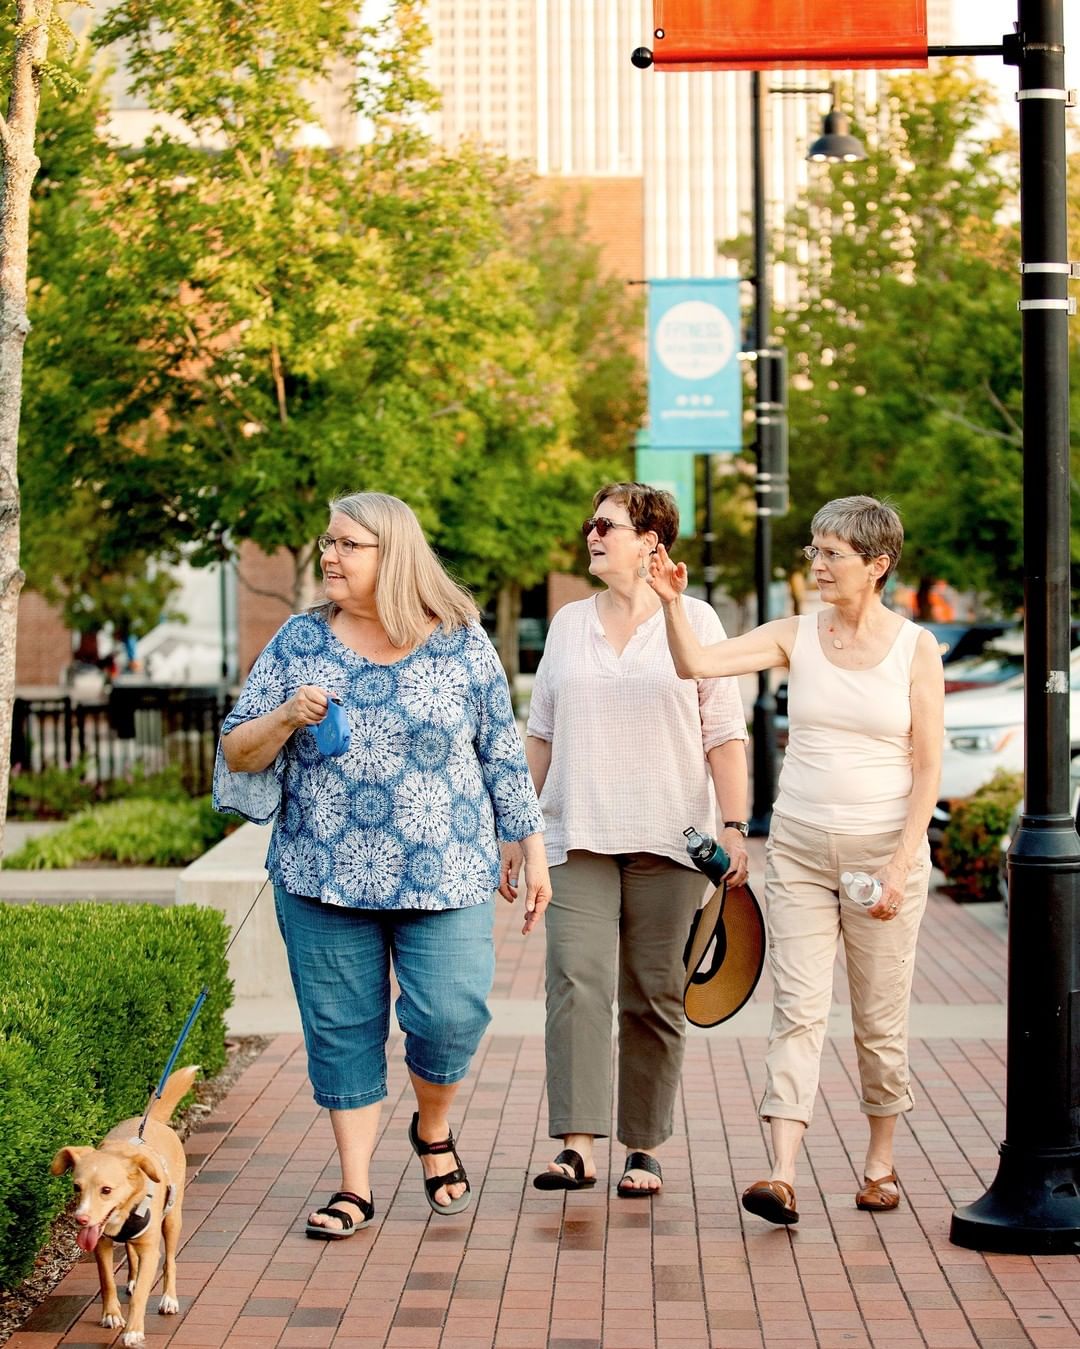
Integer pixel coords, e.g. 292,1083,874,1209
4,797,233,869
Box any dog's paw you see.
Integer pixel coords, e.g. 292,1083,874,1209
121,1332,146,1347
126,1279,137,1297
159,1294,179,1315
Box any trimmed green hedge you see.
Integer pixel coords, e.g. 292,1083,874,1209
0,902,232,1290
4,796,233,869
8,762,190,820
939,769,1023,901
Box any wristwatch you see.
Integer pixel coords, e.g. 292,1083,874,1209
723,820,750,837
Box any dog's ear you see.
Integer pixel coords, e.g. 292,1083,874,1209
132,1150,165,1184
51,1146,92,1175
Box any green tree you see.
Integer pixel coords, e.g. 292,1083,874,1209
436,185,644,677
17,40,182,649
733,64,1034,615
20,2,649,683
0,0,83,854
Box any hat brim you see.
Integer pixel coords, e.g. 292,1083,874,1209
683,882,766,1028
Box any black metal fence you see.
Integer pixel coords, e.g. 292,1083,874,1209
10,686,231,801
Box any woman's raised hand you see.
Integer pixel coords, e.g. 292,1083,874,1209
646,543,688,604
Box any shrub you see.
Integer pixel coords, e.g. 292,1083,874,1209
8,762,190,820
939,769,1023,901
0,902,232,1290
4,796,233,869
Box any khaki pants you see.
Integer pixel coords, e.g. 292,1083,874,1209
761,813,930,1126
544,850,707,1148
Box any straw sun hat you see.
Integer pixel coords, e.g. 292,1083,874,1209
682,880,766,1028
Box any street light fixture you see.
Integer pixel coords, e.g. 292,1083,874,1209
807,105,867,162
748,74,865,836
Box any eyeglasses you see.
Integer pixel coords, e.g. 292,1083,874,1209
581,516,638,539
317,533,379,557
802,545,864,564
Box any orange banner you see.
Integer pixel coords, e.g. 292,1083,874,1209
651,0,928,70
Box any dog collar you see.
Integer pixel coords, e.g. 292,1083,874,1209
111,1194,153,1244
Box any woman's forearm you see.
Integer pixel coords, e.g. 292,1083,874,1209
706,739,749,823
525,735,552,796
890,763,941,871
661,600,789,679
222,705,297,773
660,596,714,678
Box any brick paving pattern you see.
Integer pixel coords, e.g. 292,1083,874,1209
11,847,1080,1349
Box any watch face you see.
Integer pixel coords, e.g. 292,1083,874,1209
725,821,749,836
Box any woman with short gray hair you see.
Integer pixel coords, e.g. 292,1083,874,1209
649,495,943,1225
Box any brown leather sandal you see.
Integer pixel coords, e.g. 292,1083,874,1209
855,1169,900,1211
741,1178,799,1225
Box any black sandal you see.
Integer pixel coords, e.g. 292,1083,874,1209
533,1148,597,1191
305,1189,374,1240
617,1151,663,1198
408,1112,472,1215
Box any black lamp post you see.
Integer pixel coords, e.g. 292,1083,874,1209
949,0,1080,1254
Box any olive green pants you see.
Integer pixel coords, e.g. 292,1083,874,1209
544,850,707,1149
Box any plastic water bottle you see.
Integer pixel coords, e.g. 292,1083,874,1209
841,871,882,907
683,826,731,886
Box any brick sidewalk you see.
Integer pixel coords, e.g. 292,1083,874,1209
12,855,1080,1349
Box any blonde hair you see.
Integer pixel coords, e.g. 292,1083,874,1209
325,492,479,648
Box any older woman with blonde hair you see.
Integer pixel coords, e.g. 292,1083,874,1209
649,495,943,1225
215,491,549,1236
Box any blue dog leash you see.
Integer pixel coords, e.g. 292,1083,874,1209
138,694,350,1137
137,874,271,1140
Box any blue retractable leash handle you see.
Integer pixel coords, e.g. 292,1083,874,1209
140,694,349,1136
314,698,351,756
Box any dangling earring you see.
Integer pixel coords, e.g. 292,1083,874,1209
637,554,649,579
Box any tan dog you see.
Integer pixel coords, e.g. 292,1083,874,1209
51,1065,198,1348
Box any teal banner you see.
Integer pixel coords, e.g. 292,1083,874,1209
635,436,696,539
647,278,743,450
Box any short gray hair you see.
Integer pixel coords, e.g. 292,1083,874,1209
810,495,903,592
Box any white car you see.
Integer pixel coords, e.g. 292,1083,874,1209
930,649,1080,851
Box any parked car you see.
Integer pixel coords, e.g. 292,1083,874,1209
929,647,1080,857
920,620,1016,664
942,634,1024,694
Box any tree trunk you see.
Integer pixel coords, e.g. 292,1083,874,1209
293,548,320,612
915,576,935,622
0,3,49,860
788,568,806,616
495,581,521,692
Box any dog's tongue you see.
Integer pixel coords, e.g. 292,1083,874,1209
77,1224,102,1253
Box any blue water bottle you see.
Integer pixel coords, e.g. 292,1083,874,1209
683,826,731,886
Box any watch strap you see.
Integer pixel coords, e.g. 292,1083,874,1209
723,820,750,836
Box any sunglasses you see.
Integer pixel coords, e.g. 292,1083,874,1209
581,516,638,539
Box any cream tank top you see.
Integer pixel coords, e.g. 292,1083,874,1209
773,613,921,834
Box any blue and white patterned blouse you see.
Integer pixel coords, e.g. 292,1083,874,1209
213,612,545,911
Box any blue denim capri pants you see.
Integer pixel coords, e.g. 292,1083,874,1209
273,885,495,1111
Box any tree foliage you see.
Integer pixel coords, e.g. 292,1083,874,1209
711,64,1066,616
17,0,643,651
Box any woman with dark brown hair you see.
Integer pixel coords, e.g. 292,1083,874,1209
516,482,749,1197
